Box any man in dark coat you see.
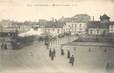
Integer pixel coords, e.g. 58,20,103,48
1,43,4,50
51,52,54,61
4,43,7,50
53,49,56,57
89,48,91,52
69,55,75,66
67,50,70,58
106,62,111,70
49,49,52,57
61,49,64,55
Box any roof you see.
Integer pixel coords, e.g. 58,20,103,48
109,21,114,25
100,14,110,20
59,14,90,23
62,35,113,47
41,21,65,28
60,17,89,23
87,21,109,28
62,41,113,47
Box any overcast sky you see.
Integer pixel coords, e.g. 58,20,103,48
0,0,114,21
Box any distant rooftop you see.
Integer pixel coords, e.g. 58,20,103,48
58,14,91,23
62,41,113,47
38,20,65,28
87,21,109,28
87,21,114,28
62,35,113,47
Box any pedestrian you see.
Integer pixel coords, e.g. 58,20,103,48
49,49,52,57
104,48,107,52
89,48,91,52
51,52,54,61
53,49,56,57
106,62,111,70
67,50,70,58
4,43,7,50
61,49,64,55
1,43,4,50
69,55,75,66
30,52,33,56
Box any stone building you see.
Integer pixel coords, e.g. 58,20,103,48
87,14,114,35
62,14,90,35
63,22,87,35
38,20,65,37
0,20,37,33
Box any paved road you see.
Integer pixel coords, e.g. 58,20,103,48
50,35,78,48
0,35,110,73
0,35,78,73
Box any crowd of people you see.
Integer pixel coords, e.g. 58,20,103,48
49,48,75,66
1,43,8,50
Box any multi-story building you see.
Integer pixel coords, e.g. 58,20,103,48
60,14,114,71
87,14,114,35
0,20,37,33
63,22,87,35
87,21,109,35
38,20,65,37
62,14,91,35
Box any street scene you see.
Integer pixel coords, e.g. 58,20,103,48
0,14,114,73
0,0,114,73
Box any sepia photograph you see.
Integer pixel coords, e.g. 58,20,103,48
0,0,114,73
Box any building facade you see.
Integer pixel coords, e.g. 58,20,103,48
38,20,65,37
63,22,87,35
87,14,114,35
109,22,114,33
61,14,90,35
0,20,37,33
87,21,109,35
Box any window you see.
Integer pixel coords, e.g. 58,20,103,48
80,28,82,31
57,29,60,33
90,30,93,34
111,25,113,28
110,29,113,32
48,29,50,32
80,24,82,27
97,30,99,34
103,30,106,34
75,24,77,27
72,24,73,28
110,25,113,32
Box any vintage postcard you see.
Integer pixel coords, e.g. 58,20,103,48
0,0,114,73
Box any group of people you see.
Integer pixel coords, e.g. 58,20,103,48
49,48,75,66
1,43,8,50
106,62,112,70
66,50,75,66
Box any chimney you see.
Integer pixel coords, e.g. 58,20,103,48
92,16,94,21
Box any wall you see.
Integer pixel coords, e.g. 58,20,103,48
109,25,114,33
64,22,87,34
88,28,108,35
62,44,114,69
